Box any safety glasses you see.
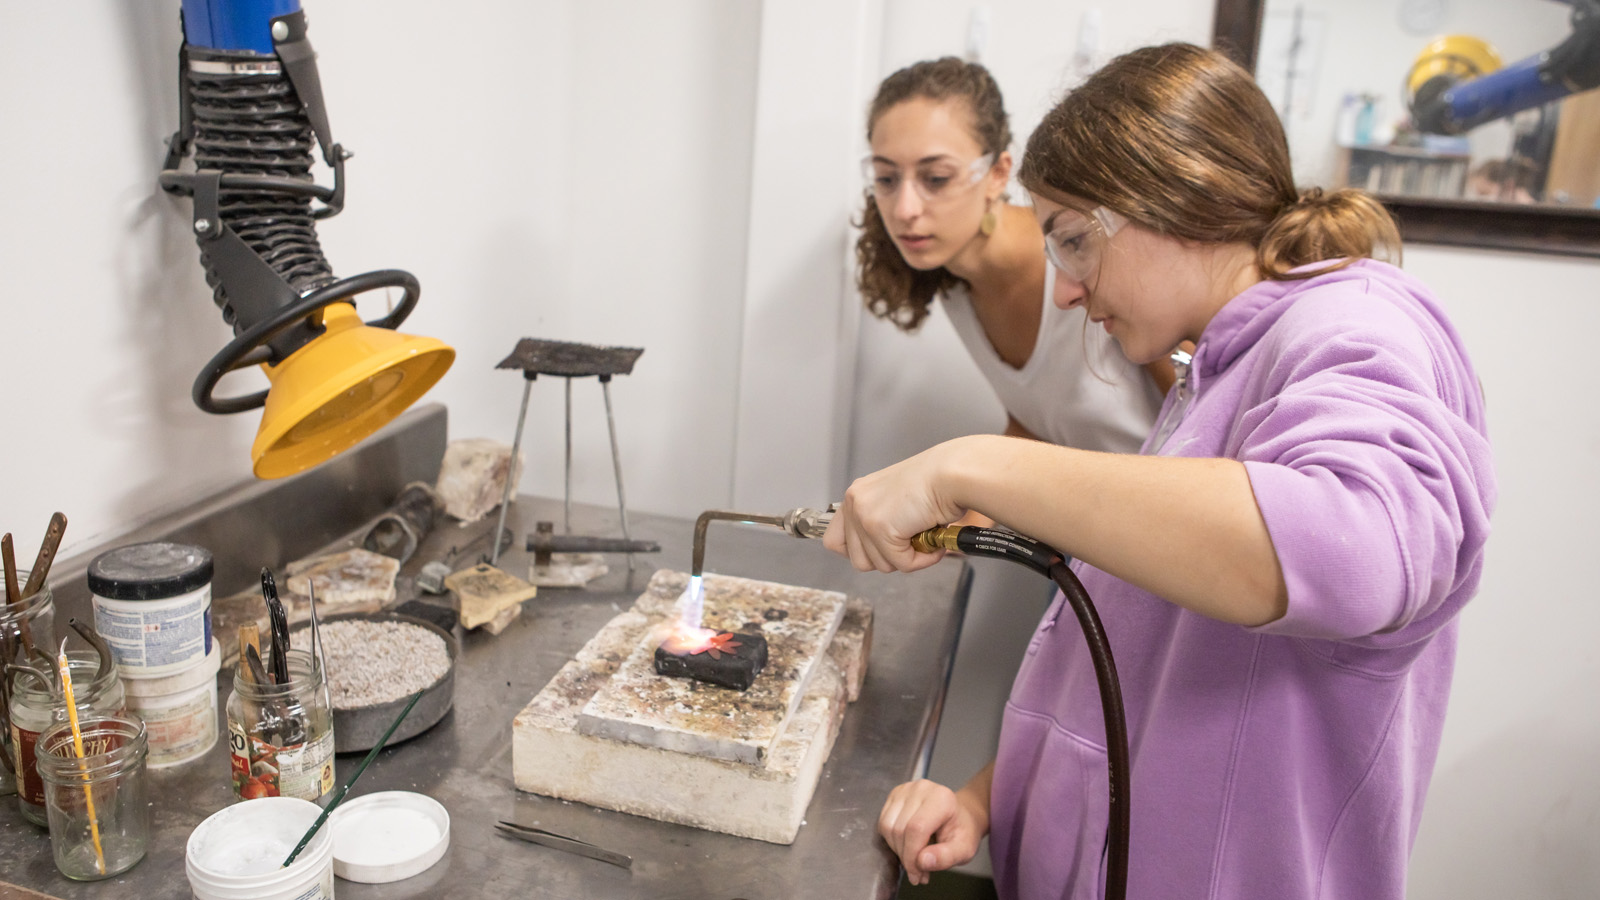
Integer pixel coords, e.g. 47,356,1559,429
862,153,995,205
1042,205,1126,285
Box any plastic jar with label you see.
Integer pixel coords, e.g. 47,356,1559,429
9,650,127,826
88,542,213,679
226,649,335,804
0,575,56,797
121,643,221,769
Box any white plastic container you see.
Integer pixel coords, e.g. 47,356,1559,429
330,791,450,883
121,643,221,768
88,542,214,679
186,797,334,900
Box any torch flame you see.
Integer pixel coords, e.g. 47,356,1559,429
676,574,706,630
656,574,717,656
658,619,718,656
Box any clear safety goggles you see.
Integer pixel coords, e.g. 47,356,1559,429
862,152,995,205
1043,205,1127,284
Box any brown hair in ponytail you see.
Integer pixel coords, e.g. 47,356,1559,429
1258,187,1401,276
857,58,1012,331
1017,43,1399,280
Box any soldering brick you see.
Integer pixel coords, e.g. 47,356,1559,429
573,571,846,765
828,596,873,703
513,569,872,844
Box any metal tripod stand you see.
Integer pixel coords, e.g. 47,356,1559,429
492,338,659,580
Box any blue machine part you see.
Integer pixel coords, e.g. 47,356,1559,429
1446,54,1580,131
181,0,303,54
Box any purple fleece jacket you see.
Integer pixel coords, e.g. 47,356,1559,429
988,260,1496,900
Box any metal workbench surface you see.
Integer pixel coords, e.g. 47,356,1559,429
0,409,974,900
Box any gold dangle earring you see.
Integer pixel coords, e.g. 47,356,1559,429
979,197,998,237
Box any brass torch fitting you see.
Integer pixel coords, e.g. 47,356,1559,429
911,525,963,554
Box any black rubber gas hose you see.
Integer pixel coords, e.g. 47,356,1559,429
913,525,1130,900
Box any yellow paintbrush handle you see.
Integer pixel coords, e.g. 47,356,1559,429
57,650,106,875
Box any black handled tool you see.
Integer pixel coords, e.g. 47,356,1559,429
261,568,290,685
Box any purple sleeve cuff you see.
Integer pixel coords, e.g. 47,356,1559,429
1243,459,1411,641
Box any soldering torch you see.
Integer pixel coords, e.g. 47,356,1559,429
692,505,1132,900
696,505,1076,569
690,506,838,578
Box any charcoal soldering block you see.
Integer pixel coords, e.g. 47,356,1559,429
653,632,768,691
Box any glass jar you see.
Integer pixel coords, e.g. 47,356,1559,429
9,649,125,826
226,649,335,803
0,576,56,797
36,714,149,880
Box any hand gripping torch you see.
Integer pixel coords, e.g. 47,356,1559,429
695,506,1132,900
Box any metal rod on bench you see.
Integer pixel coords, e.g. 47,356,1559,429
564,377,574,535
492,374,534,567
601,376,635,573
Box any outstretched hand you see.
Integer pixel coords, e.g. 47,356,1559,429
878,778,989,885
822,441,970,573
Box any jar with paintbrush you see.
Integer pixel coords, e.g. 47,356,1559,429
35,639,149,880
36,713,149,879
0,513,67,797
225,569,334,803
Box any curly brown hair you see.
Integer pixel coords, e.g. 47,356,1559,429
857,58,1012,332
1018,43,1399,281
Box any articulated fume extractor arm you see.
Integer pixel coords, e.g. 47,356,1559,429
159,0,454,479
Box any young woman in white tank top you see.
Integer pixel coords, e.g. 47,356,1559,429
856,57,1169,454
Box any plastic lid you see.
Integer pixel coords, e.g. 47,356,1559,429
329,791,449,884
87,542,213,601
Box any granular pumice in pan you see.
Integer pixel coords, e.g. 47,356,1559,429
313,619,451,708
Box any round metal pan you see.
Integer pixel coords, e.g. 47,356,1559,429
318,611,458,754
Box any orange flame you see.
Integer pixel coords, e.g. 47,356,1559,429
658,619,719,656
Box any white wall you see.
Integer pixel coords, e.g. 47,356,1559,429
730,0,884,511
306,1,770,523
1,4,250,554
1402,245,1600,898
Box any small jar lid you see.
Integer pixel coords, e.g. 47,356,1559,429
330,791,450,883
87,542,214,601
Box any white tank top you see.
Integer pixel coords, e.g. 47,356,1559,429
939,265,1163,453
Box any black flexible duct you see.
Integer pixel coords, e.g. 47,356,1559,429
160,13,427,417
932,526,1130,900
184,46,335,332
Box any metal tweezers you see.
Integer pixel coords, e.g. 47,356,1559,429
494,820,633,870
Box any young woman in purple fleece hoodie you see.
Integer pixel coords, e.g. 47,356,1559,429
822,43,1496,900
